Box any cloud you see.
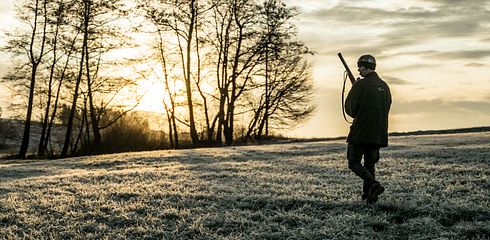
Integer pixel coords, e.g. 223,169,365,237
427,50,490,60
318,48,384,60
309,7,433,25
432,20,481,36
381,49,490,61
297,1,489,55
393,99,490,115
453,101,490,114
464,62,486,67
0,1,17,37
420,0,490,7
299,6,487,69
377,20,484,51
0,1,14,19
383,76,411,85
0,1,12,12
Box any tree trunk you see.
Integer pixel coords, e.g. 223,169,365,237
85,30,101,152
43,28,79,154
185,0,199,146
38,13,61,156
224,17,245,145
19,0,47,158
165,108,174,149
265,51,269,137
61,1,89,157
216,88,226,145
19,64,39,158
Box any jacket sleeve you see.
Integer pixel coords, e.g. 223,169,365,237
388,86,392,111
345,83,360,118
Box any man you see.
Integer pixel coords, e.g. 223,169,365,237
345,54,392,204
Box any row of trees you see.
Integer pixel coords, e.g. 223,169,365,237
2,0,315,158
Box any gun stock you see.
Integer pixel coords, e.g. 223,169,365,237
337,53,356,85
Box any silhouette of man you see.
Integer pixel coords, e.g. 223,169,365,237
345,54,392,204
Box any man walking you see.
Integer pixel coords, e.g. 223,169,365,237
345,54,392,204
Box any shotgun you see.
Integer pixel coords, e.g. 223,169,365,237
337,53,356,85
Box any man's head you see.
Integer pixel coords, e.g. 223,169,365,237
357,54,376,77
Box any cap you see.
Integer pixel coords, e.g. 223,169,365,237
357,54,376,70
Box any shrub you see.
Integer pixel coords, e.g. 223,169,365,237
99,111,164,154
0,119,18,148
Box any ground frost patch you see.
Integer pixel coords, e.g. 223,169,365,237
1,132,489,239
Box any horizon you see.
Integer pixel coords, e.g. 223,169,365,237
1,0,489,138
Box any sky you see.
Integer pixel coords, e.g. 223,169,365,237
1,0,489,138
284,0,490,137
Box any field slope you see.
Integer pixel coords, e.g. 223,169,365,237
1,132,489,239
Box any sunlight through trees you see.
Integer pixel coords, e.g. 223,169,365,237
1,0,315,158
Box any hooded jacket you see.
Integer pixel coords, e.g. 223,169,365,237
345,72,392,147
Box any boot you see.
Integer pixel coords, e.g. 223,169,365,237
367,182,384,204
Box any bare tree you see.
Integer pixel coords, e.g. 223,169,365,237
157,33,180,149
60,0,136,156
4,0,50,158
223,0,263,145
245,0,315,140
138,19,183,149
83,0,132,152
139,0,206,147
37,0,78,156
206,0,233,145
61,0,90,157
206,0,264,145
42,28,80,156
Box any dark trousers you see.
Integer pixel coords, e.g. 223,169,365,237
347,144,380,194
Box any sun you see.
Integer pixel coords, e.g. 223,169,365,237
134,78,166,113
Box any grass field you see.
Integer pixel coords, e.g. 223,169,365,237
1,132,489,239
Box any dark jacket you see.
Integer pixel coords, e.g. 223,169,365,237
345,72,391,147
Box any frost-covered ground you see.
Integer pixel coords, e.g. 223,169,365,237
0,132,489,239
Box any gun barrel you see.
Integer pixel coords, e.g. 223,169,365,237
337,53,356,85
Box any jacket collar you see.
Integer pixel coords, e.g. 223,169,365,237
365,71,378,79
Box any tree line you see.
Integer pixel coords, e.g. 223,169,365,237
1,0,315,159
